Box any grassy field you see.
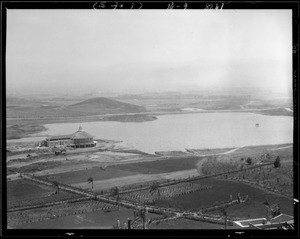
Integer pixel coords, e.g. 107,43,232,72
7,179,81,209
221,163,293,198
221,191,293,219
117,156,200,174
9,205,134,229
9,200,159,229
152,178,293,219
224,144,292,162
201,145,293,197
36,156,201,186
9,161,63,174
149,218,234,229
40,166,141,185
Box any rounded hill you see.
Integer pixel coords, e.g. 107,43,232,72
67,97,147,114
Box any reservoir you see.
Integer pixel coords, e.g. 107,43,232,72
12,112,293,154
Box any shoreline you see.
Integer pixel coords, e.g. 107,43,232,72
6,109,293,140
6,107,293,122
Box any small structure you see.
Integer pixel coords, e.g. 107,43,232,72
233,214,294,230
42,125,96,148
43,135,73,147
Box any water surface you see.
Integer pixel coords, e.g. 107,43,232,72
29,112,293,154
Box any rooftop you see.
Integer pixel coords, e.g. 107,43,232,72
234,214,294,228
47,135,71,141
70,125,93,139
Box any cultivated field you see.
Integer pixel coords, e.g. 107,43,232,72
153,178,293,218
6,141,294,229
7,179,82,209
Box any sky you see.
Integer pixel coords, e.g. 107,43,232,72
6,9,292,96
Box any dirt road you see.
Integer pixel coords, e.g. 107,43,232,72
72,169,199,191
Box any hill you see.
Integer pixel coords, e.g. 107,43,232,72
101,114,157,122
258,108,293,117
67,97,147,114
7,97,147,119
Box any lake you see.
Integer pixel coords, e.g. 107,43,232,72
22,112,292,154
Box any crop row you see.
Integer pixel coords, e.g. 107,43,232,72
8,190,82,209
121,183,212,204
8,199,117,226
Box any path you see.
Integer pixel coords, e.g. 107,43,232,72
72,169,199,191
270,145,293,151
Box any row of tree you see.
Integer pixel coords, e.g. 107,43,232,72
241,155,281,168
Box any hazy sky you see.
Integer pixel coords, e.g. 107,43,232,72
7,10,292,95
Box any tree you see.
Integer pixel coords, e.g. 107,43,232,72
263,200,270,221
52,181,59,194
270,203,281,217
87,177,94,189
246,157,252,165
136,207,148,229
274,156,281,168
149,182,160,202
111,186,120,210
221,208,227,229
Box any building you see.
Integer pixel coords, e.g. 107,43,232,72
43,135,73,147
41,125,96,148
70,125,96,148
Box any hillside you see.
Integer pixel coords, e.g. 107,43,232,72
7,97,147,119
67,97,147,114
258,108,293,117
101,114,157,122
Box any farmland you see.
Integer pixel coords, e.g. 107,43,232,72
7,179,82,209
8,201,141,229
152,178,293,218
201,146,293,198
6,140,294,229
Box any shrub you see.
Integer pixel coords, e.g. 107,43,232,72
274,156,281,168
246,157,252,165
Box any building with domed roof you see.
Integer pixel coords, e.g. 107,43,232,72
70,125,96,148
42,125,96,148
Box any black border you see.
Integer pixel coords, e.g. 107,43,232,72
1,1,299,238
